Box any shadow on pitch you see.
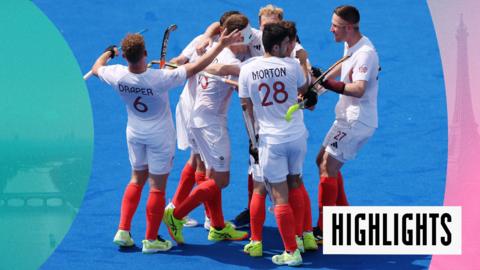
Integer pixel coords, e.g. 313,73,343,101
161,226,430,269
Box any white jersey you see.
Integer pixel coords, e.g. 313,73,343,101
190,46,240,128
249,28,264,57
336,36,379,128
98,65,187,137
176,35,203,149
238,56,307,144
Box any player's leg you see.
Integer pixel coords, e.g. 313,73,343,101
337,170,349,206
171,152,197,209
114,169,148,247
192,154,213,230
297,176,317,251
244,180,266,257
286,134,309,253
142,172,172,253
202,126,248,241
260,141,302,266
270,181,302,266
287,175,305,252
113,132,148,247
141,134,175,252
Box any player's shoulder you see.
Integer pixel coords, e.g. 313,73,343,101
357,36,377,54
102,64,127,72
99,64,128,77
280,56,302,68
241,56,262,68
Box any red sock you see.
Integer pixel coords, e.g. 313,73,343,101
172,163,196,207
317,176,338,230
194,171,206,185
337,171,349,206
173,179,219,220
274,204,297,253
145,188,165,240
288,187,305,236
205,178,225,228
195,171,211,219
119,183,143,231
300,184,313,232
247,173,253,209
249,192,266,241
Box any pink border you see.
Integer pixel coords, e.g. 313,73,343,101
428,1,480,269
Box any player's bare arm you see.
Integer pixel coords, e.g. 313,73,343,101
196,22,222,55
169,55,189,66
343,80,367,98
204,63,240,76
92,46,119,76
184,29,241,78
295,48,310,81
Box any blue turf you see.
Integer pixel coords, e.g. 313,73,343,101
34,1,447,269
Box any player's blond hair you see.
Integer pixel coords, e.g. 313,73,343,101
258,4,283,21
121,33,145,64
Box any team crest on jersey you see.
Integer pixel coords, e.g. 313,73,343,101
358,65,368,73
253,45,261,51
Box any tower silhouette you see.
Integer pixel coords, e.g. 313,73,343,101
448,14,480,177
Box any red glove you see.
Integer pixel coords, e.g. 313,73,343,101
321,79,345,94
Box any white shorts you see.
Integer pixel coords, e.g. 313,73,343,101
248,155,263,182
323,120,375,163
176,98,194,151
126,128,175,175
258,133,307,183
187,129,199,154
190,125,230,172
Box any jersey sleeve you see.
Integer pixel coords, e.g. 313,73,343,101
181,35,201,60
157,66,187,90
294,61,306,88
352,51,375,82
97,65,124,87
238,66,250,98
248,28,264,57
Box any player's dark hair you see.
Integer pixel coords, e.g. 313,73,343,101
121,33,145,64
262,23,289,54
334,5,360,27
224,14,249,34
279,20,297,41
219,10,241,26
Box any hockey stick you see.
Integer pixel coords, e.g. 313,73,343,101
159,24,177,69
83,28,149,80
241,104,258,150
284,54,350,121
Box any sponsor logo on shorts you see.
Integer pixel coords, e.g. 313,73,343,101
330,142,338,149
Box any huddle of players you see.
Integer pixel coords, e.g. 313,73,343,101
92,3,379,268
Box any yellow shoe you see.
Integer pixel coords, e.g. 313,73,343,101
142,236,172,253
208,222,249,241
113,230,135,247
303,231,318,251
272,249,302,266
243,240,263,257
296,235,305,253
163,207,185,244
